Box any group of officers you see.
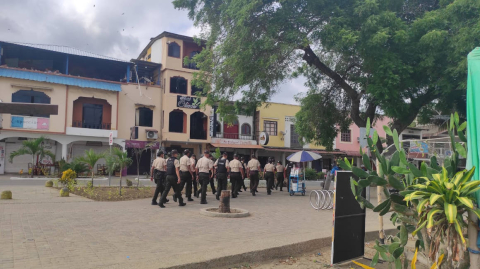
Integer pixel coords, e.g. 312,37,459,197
150,149,294,208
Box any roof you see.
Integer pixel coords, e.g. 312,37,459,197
210,143,264,149
0,67,122,92
138,31,206,59
0,40,130,63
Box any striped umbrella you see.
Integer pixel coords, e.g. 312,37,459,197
286,150,322,163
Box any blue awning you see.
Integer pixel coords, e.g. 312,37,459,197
0,68,122,92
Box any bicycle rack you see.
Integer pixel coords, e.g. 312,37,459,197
309,190,335,210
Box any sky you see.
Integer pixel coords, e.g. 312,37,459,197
0,0,307,104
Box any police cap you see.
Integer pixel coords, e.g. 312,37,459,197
222,152,228,156
183,149,190,154
171,149,178,155
157,150,163,157
234,153,239,158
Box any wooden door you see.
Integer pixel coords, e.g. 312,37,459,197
223,122,239,139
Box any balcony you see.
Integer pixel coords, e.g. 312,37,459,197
73,120,111,130
66,126,117,138
213,132,256,141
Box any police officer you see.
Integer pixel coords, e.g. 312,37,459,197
190,154,198,198
275,161,285,191
240,156,247,192
214,152,230,200
150,151,168,205
247,155,261,196
208,155,217,195
159,150,186,208
196,150,214,204
229,154,244,198
264,157,275,195
180,149,194,201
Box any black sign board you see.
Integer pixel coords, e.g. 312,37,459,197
177,95,201,109
331,171,366,265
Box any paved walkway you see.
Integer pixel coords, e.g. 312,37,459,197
0,182,393,269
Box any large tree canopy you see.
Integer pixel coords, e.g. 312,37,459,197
174,0,480,149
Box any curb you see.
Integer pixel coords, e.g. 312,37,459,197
161,229,397,269
199,208,250,218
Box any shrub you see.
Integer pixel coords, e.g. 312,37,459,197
59,169,77,187
126,179,133,187
305,168,320,180
1,190,12,199
45,180,53,187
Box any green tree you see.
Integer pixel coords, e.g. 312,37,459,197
173,0,480,149
111,147,133,196
104,152,119,187
9,136,55,178
78,149,105,187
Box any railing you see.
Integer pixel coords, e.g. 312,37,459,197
190,130,207,140
73,120,111,130
183,58,199,70
213,132,256,141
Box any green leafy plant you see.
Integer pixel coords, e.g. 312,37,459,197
304,168,320,181
9,136,55,178
211,148,221,159
340,113,472,268
104,152,119,187
111,147,133,196
61,158,89,175
78,149,105,188
126,179,133,187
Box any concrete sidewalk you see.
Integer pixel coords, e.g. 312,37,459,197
0,184,393,269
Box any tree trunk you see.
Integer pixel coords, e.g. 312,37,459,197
91,170,94,188
119,168,123,196
219,190,231,213
31,155,35,178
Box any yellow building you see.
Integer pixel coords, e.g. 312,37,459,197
256,102,337,170
137,32,211,156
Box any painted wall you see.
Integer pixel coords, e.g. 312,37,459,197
257,102,325,150
150,41,162,64
215,113,255,140
0,77,67,133
117,83,162,140
335,117,392,152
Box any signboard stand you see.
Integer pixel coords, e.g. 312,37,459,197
109,132,113,186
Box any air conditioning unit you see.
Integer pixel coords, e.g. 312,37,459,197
146,130,158,140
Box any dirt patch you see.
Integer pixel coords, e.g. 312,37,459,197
55,186,175,201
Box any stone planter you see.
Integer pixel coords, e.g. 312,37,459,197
45,180,53,187
200,208,250,218
1,190,12,199
60,187,69,197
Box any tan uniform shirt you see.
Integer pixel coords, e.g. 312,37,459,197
247,159,260,171
264,163,275,172
152,157,166,171
276,164,285,173
190,157,196,171
179,155,191,172
170,158,180,168
229,159,242,172
196,156,213,173
214,158,230,168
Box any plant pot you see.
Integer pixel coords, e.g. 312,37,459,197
60,187,69,197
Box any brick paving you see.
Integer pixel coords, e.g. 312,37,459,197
0,182,394,269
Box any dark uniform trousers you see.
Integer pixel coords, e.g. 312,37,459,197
249,171,259,193
180,171,193,198
192,172,198,197
230,172,241,197
216,172,227,199
276,172,284,190
209,171,216,194
265,172,274,194
160,175,184,205
198,172,210,202
152,170,166,202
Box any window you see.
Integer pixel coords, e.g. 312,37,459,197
341,129,351,142
82,104,103,129
290,124,301,148
136,107,153,127
264,121,277,136
191,85,205,96
169,110,185,133
190,112,207,140
170,77,187,94
215,121,222,134
12,90,51,117
186,51,200,69
241,123,251,135
168,42,180,58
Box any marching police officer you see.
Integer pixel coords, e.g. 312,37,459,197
208,155,217,194
240,156,247,192
159,150,186,208
180,149,194,201
229,154,244,198
247,155,261,196
150,151,168,205
275,161,285,191
190,154,198,198
196,150,214,204
264,157,275,195
214,152,230,200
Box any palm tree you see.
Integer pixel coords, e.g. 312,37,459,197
9,136,55,178
78,149,105,187
112,147,132,195
104,152,119,187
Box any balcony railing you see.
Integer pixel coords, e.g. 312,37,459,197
190,130,207,140
213,132,256,141
73,120,111,130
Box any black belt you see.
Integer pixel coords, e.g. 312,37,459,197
265,171,274,173
231,172,241,174
199,172,209,175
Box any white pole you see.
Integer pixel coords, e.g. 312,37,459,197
108,145,112,187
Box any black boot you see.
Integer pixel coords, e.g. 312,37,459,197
188,197,194,202
151,201,158,205
159,203,165,208
173,194,177,202
201,200,208,204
